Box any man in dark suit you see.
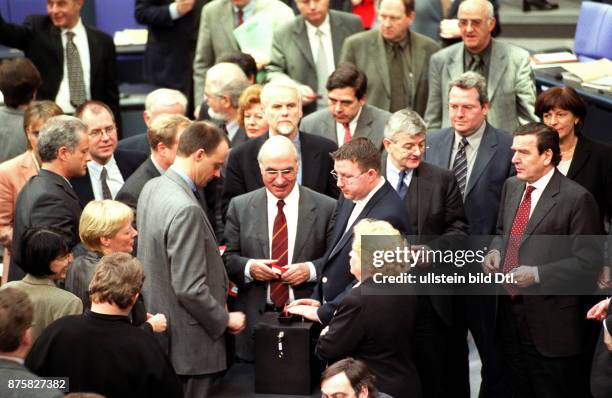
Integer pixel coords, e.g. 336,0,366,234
265,1,363,114
70,101,147,205
288,137,411,325
116,114,191,212
483,123,602,397
0,0,119,119
0,288,63,398
587,297,612,398
135,0,205,96
223,81,339,217
299,63,390,149
9,116,90,282
382,109,468,398
425,72,513,397
224,135,336,360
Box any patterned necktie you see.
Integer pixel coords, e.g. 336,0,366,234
396,170,408,199
388,43,408,112
65,31,86,108
315,29,329,109
100,166,112,200
453,137,469,198
342,123,352,144
468,53,484,76
270,200,289,307
502,185,536,295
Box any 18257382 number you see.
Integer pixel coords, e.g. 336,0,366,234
8,378,69,392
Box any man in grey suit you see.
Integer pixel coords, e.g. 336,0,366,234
425,72,514,397
299,63,390,149
424,0,536,132
0,288,63,398
192,0,294,104
483,123,602,397
265,0,362,114
340,0,440,115
224,135,335,360
137,122,245,398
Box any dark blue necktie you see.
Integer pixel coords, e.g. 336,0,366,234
396,170,408,199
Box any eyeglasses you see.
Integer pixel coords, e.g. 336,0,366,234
458,18,486,29
330,169,369,184
264,168,296,178
89,125,116,139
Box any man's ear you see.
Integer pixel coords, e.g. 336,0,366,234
357,385,369,398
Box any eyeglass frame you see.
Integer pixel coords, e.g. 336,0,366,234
263,167,297,178
330,169,371,184
88,125,116,140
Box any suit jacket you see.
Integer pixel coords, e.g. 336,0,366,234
118,133,151,155
1,274,82,342
224,185,336,359
223,131,339,215
266,10,363,114
137,169,229,375
591,308,612,398
135,0,206,93
299,104,390,149
70,149,147,205
0,15,119,119
491,170,602,357
0,106,26,163
9,169,82,282
340,29,440,116
115,157,161,212
313,180,411,325
317,281,421,398
426,124,514,235
0,151,39,275
193,0,294,103
0,358,63,398
425,39,537,133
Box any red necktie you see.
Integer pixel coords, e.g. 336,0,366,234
342,123,352,144
270,200,289,307
502,185,535,295
236,8,244,26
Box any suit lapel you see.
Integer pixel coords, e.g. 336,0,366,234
409,30,426,106
166,169,216,238
375,34,391,97
466,124,496,197
252,190,270,258
354,105,373,141
328,197,355,259
293,187,316,262
487,40,507,102
413,167,431,236
221,2,238,49
447,44,464,85
85,27,100,90
522,171,559,239
329,11,345,63
299,132,322,189
50,24,63,66
428,128,454,169
504,179,525,236
323,112,338,143
566,136,589,180
293,19,316,71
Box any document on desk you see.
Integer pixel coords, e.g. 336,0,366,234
233,13,274,65
562,59,612,82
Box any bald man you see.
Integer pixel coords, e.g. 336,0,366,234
224,135,336,361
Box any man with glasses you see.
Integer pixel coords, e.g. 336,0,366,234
287,137,410,325
224,135,335,360
425,0,536,133
300,63,390,149
383,109,468,398
71,101,147,204
339,0,439,115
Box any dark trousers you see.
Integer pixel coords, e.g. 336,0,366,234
497,296,591,398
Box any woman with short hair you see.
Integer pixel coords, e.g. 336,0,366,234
237,84,268,139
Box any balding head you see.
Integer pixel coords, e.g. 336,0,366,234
258,136,299,199
458,0,495,54
143,88,187,127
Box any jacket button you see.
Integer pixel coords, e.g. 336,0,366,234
322,277,328,283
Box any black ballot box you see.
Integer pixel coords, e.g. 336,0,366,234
254,312,321,395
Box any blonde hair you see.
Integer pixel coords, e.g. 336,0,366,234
88,253,144,310
79,200,134,252
352,219,408,278
147,113,191,151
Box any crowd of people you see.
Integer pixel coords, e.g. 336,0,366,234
0,0,611,397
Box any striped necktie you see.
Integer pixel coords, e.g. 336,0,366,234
453,137,468,198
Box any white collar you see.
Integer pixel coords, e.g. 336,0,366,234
528,167,555,192
265,183,300,208
87,155,117,174
454,120,486,149
305,13,331,37
61,18,86,37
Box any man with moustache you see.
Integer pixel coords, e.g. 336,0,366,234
223,80,338,216
10,116,90,281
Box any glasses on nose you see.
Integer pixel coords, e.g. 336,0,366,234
330,169,369,184
89,125,116,139
458,18,484,29
264,168,295,178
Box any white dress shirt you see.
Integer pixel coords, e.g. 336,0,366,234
335,106,362,145
345,177,386,234
385,158,414,194
523,166,555,217
305,15,335,82
87,156,125,200
450,121,486,187
57,18,91,114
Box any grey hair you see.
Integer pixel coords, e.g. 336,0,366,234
257,135,298,165
459,0,494,18
145,88,188,112
260,79,302,109
384,109,427,140
37,115,87,162
448,71,489,105
206,63,250,108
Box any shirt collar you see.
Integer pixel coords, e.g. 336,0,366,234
454,120,486,149
354,176,385,205
87,155,117,175
528,167,555,192
169,164,197,192
305,13,331,36
265,183,300,208
150,155,165,175
0,355,24,365
23,274,56,287
386,155,415,176
61,18,86,37
233,0,255,15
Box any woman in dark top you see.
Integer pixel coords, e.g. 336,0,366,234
317,219,421,398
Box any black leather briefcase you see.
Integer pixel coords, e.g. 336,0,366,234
254,312,321,395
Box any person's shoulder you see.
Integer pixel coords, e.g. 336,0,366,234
300,131,337,150
344,28,377,44
411,29,440,50
431,41,461,60
84,24,114,44
300,185,336,207
329,9,362,26
492,39,529,59
419,161,455,179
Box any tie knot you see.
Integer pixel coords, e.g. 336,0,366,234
277,200,285,209
66,31,75,40
458,137,468,149
398,170,407,180
524,185,535,197
316,28,323,37
100,166,107,179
